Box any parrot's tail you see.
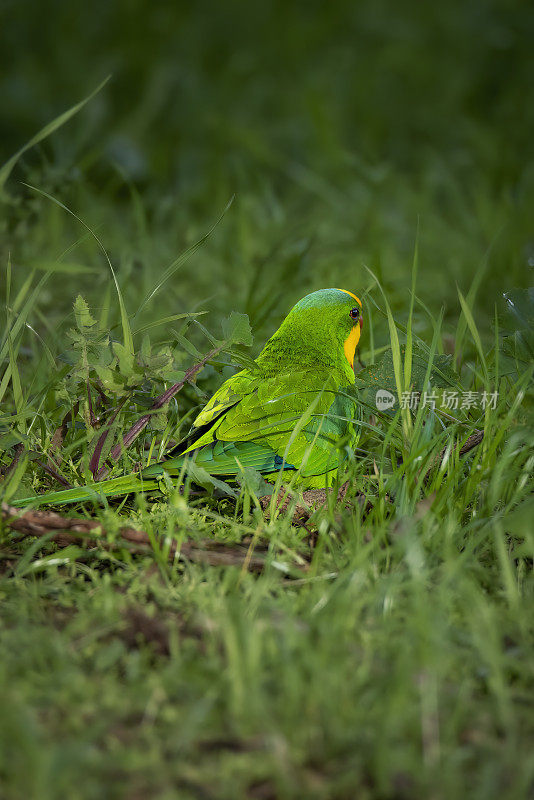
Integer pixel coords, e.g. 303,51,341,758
8,450,195,508
9,472,164,509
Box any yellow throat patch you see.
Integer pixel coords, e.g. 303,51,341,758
344,325,361,367
337,289,362,368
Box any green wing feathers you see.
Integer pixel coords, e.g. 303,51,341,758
123,369,360,488
179,370,359,480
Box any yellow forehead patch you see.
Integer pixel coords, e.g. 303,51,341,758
337,288,362,307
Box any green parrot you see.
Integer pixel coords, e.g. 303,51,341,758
12,288,363,507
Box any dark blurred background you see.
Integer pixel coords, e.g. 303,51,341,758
1,0,533,343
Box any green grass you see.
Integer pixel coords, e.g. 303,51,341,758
1,2,534,797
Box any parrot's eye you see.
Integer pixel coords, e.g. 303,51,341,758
349,307,360,321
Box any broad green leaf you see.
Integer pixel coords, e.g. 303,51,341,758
222,311,253,347
74,294,98,331
140,334,151,362
94,365,126,393
112,341,135,377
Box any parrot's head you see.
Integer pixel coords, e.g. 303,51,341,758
286,288,363,369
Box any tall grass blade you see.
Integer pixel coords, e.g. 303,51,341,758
404,224,419,391
364,265,411,443
458,289,488,383
22,183,134,355
136,194,235,317
0,274,50,404
0,273,45,361
453,259,488,369
0,76,110,195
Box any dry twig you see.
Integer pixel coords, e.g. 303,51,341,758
423,429,484,482
0,442,25,482
1,501,267,571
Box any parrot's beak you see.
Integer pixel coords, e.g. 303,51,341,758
359,316,363,331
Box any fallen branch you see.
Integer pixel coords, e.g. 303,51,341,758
457,430,484,456
1,501,267,571
424,429,484,483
